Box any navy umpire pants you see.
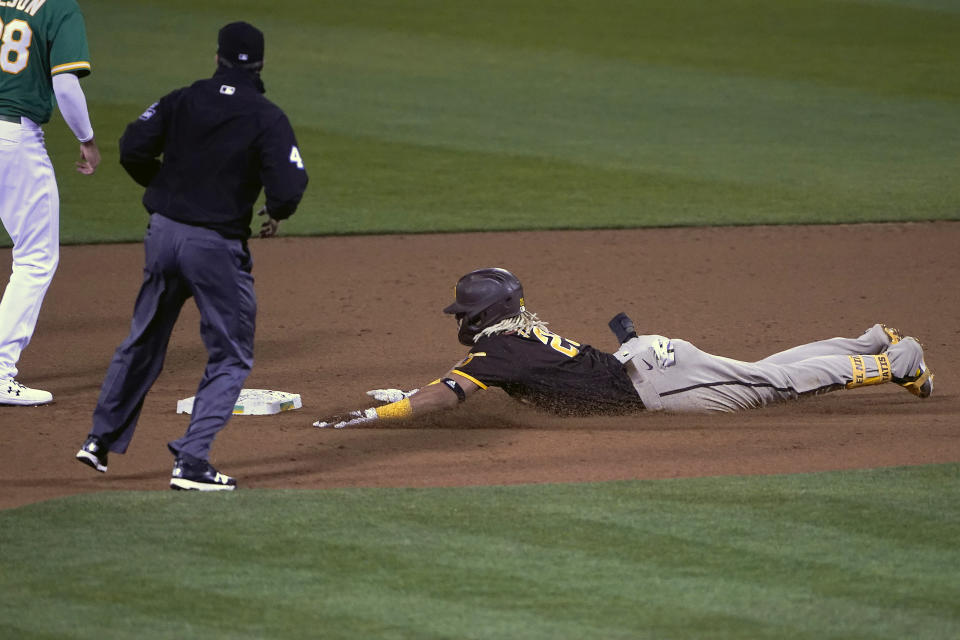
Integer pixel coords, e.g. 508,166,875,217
91,214,256,461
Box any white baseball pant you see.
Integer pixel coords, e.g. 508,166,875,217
616,324,896,413
0,117,59,380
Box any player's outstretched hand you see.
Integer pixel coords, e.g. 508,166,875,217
313,408,379,429
366,388,418,404
76,139,101,175
257,205,280,238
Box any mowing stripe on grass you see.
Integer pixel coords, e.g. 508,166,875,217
2,465,958,639
5,0,959,247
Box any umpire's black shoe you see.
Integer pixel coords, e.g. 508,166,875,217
76,436,108,473
170,455,237,492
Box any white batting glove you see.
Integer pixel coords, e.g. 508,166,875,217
365,388,418,404
313,407,378,429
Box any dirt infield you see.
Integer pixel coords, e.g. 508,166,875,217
1,222,957,509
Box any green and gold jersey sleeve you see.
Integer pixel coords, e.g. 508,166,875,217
0,0,91,124
49,2,90,77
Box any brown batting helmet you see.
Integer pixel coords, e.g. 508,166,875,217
443,268,525,345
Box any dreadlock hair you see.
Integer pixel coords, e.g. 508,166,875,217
473,309,548,342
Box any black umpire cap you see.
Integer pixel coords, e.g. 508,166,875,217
218,21,264,66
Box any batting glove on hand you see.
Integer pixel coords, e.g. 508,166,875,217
313,407,378,429
365,388,418,404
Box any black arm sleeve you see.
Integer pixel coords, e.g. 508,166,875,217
258,111,309,220
118,94,176,187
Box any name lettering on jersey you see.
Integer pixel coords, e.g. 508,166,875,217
219,84,236,95
1,0,46,17
138,102,158,121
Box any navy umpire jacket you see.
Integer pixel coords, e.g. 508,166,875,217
119,67,308,240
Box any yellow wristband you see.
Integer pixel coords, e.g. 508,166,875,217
375,397,413,420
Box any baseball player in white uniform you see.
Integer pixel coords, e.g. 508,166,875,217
0,0,100,405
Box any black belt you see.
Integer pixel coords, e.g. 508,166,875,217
0,114,20,124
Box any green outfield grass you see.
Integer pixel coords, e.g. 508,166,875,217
3,0,959,246
2,465,958,639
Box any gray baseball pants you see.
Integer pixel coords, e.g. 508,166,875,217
90,214,256,459
617,324,920,413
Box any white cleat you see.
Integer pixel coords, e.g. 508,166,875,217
0,379,53,406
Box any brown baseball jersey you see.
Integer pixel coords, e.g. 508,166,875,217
450,326,645,416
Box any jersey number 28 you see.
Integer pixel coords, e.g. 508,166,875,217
0,19,32,75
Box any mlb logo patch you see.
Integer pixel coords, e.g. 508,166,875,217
238,53,249,61
220,85,236,96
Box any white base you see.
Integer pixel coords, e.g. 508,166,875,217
177,389,303,415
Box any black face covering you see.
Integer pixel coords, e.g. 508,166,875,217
456,313,482,346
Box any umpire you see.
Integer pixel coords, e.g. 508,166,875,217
76,22,308,491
